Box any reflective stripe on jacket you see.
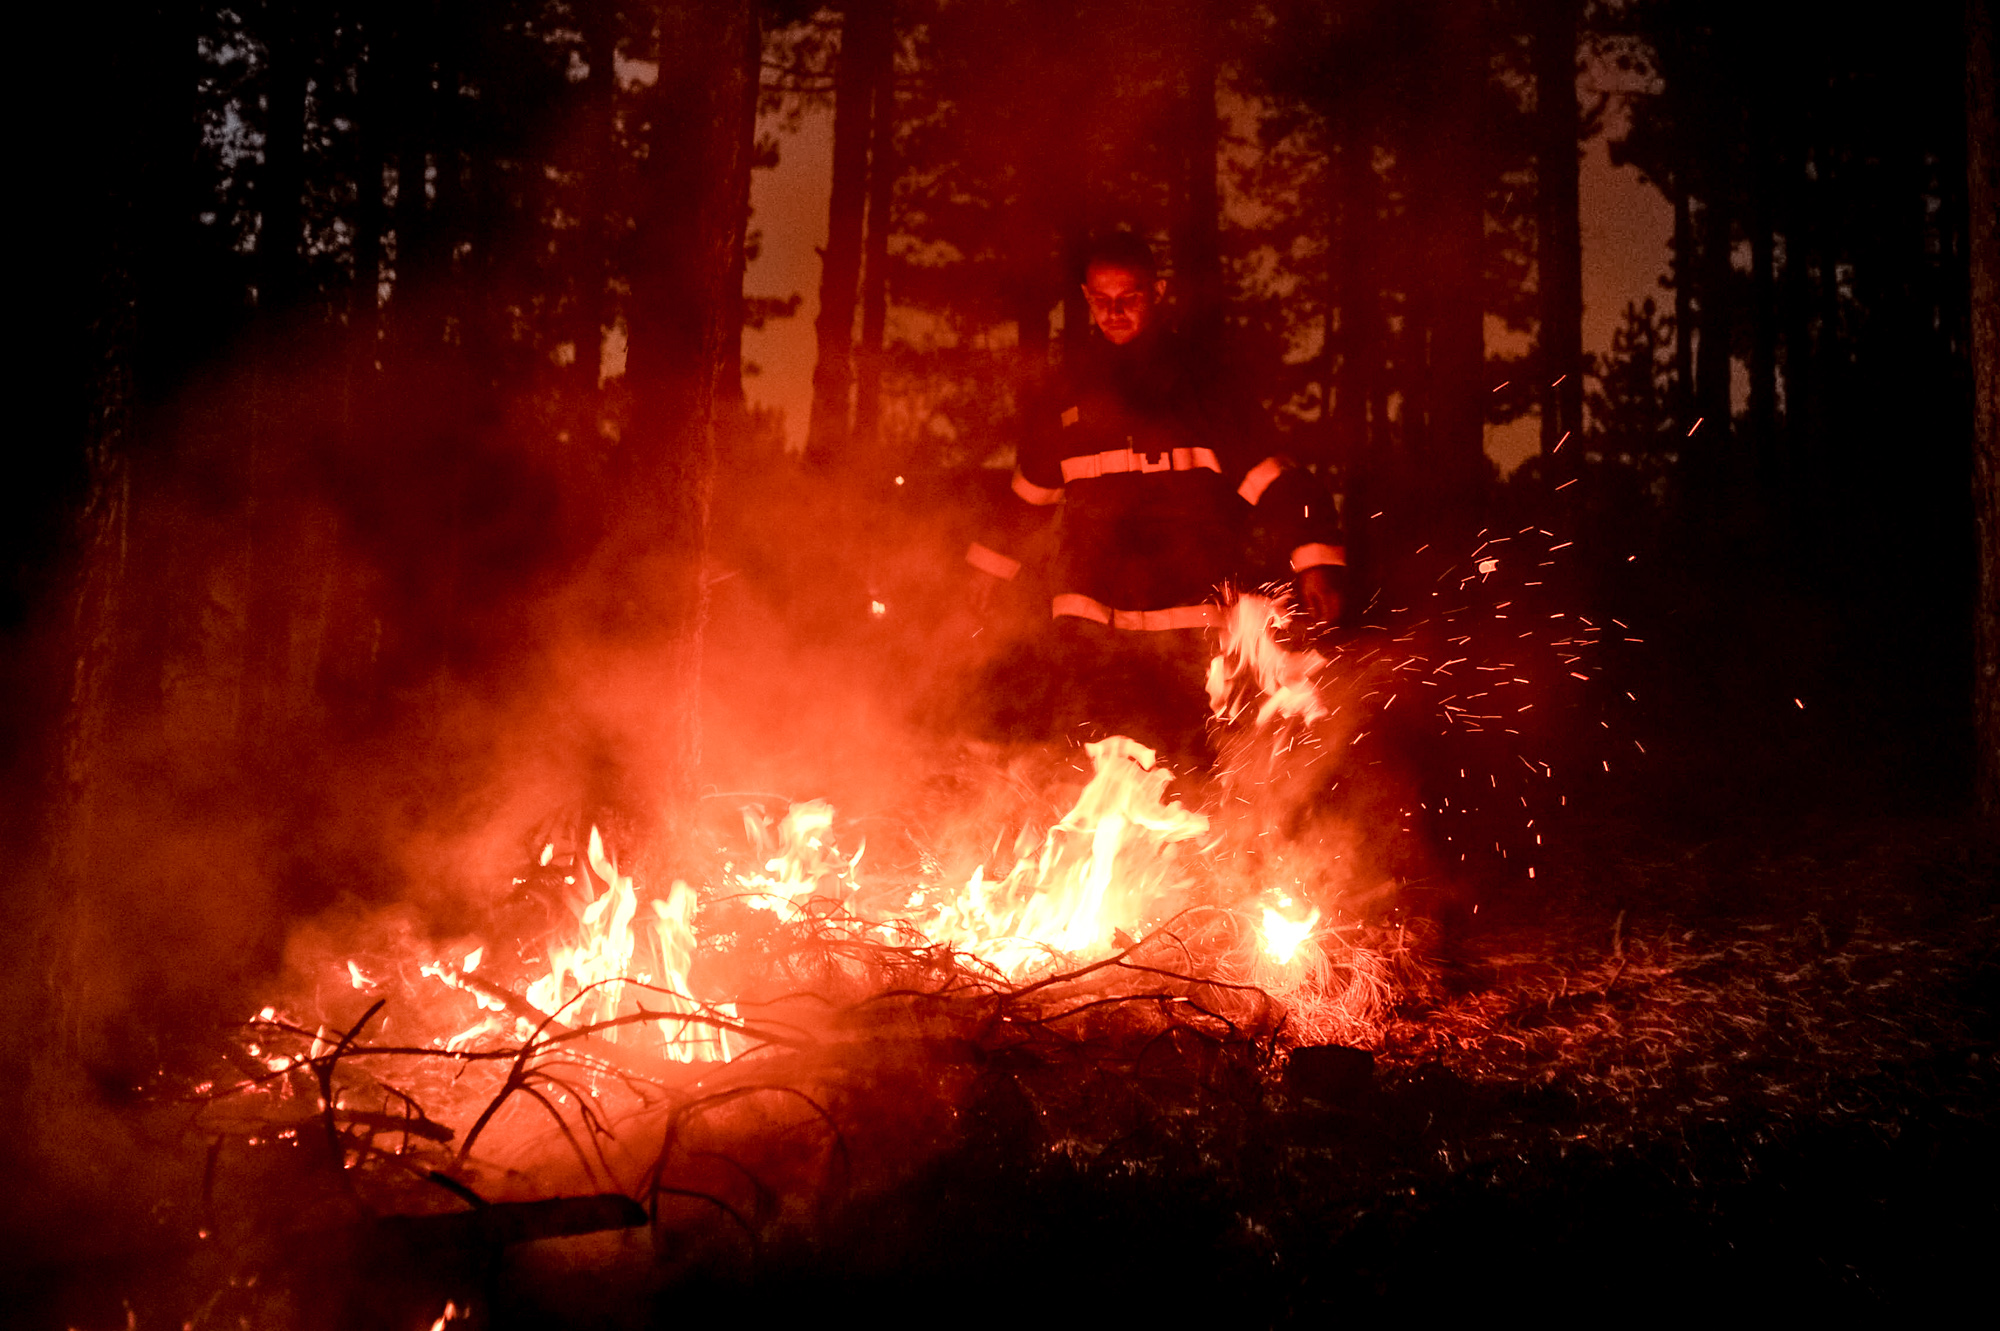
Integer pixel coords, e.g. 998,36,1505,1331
967,328,1343,629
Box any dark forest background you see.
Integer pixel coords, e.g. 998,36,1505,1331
3,0,1995,1194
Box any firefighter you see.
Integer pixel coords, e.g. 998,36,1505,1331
965,230,1346,770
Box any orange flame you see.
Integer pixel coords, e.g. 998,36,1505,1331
908,736,1210,975
1205,593,1345,970
407,598,1371,1057
1207,593,1330,727
1259,900,1321,965
516,827,732,1062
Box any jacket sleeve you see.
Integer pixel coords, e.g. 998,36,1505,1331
1205,368,1344,573
1237,456,1345,571
965,386,1065,582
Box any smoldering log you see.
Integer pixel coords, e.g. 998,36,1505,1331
360,1191,649,1253
317,1194,651,1331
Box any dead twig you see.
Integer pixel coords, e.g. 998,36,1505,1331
316,999,387,1202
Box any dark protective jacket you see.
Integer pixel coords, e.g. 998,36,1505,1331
966,327,1344,629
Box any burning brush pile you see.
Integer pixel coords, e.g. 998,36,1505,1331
45,530,1997,1324
123,540,1617,1322
165,596,1410,1292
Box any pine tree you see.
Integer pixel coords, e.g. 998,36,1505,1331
1968,0,2000,822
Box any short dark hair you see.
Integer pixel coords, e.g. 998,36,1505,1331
1077,230,1158,282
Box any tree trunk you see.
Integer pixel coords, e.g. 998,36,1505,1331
1800,131,1850,567
570,0,621,419
61,314,136,888
852,6,898,461
720,5,766,421
343,3,392,673
1335,132,1381,465
1968,0,2000,823
241,6,318,752
1694,189,1733,438
1671,182,1695,434
42,0,187,1073
1330,112,1384,594
1172,0,1224,355
350,5,390,342
1747,104,1780,506
608,0,757,860
390,6,445,354
805,1,892,468
1533,0,1584,459
1015,288,1051,373
1060,225,1091,357
1413,0,1489,534
1776,145,1816,569
1314,195,1337,470
258,8,310,317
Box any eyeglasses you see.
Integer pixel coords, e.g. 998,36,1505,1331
1084,290,1152,315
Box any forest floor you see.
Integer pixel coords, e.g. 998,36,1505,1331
33,800,1994,1328
645,807,1997,1323
20,555,2000,1327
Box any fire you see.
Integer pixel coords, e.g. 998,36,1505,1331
399,590,1380,1065
516,826,731,1063
523,827,643,1039
733,800,857,917
910,736,1211,975
218,532,1617,1229
1204,592,1349,965
1208,593,1330,726
406,734,1293,1057
1260,900,1322,965
721,737,1212,978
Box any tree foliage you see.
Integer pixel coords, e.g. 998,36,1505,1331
18,0,1988,881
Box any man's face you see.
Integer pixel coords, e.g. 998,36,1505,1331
1082,261,1165,345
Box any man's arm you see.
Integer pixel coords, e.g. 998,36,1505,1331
965,399,1066,611
1200,352,1347,628
1236,456,1347,629
1295,563,1346,629
966,467,1060,580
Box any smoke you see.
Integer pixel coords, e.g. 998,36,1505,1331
0,257,1080,1259
2,201,1566,1302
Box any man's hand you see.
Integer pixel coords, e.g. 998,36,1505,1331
1295,565,1345,630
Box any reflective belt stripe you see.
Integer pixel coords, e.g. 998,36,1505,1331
1238,456,1286,505
1059,446,1222,483
1051,594,1222,631
1290,543,1347,570
966,542,1022,581
1012,468,1063,506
